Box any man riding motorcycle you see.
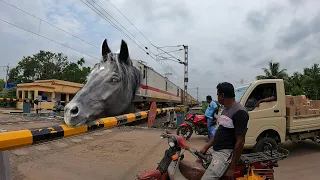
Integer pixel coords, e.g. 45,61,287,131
200,82,249,180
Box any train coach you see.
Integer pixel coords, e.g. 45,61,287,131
131,60,198,110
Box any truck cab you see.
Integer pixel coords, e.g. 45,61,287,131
235,79,287,152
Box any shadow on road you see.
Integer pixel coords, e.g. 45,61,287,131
280,140,320,158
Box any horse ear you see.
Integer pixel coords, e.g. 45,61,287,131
102,39,111,58
119,40,130,64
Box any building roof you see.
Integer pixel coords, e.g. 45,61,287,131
17,79,84,89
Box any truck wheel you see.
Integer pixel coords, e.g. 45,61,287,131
253,137,278,153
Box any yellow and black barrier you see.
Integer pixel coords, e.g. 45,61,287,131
0,98,48,104
0,107,181,151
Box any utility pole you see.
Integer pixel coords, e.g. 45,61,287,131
0,64,9,88
183,45,188,106
196,87,199,103
5,64,9,88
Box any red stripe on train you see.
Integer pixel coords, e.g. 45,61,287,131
140,85,179,97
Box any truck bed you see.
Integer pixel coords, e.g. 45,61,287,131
286,114,320,133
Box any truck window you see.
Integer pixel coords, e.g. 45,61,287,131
245,83,277,111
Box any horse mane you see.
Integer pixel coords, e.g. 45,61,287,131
105,53,142,100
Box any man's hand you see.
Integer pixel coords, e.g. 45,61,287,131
200,147,207,155
224,167,234,180
255,100,261,107
200,136,215,155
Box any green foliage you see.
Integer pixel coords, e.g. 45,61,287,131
0,87,17,107
201,103,208,113
257,61,320,100
0,79,4,92
256,61,288,80
8,50,91,84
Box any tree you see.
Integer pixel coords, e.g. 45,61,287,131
256,61,288,80
0,87,17,107
8,50,91,84
256,61,320,100
302,64,320,100
0,79,4,91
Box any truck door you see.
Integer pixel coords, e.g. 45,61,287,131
241,81,286,145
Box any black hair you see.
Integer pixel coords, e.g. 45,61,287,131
206,95,212,101
216,82,235,98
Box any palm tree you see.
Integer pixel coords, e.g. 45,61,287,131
256,61,288,80
303,63,320,99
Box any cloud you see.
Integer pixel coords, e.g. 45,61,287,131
1,0,320,100
245,3,283,31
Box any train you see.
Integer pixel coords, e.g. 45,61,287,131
131,59,198,110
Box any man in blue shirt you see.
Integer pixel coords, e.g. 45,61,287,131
205,95,218,141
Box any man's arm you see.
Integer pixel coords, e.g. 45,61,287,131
227,110,249,173
200,136,215,154
228,133,246,170
210,101,218,118
256,96,276,107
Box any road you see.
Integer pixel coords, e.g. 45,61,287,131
1,114,320,180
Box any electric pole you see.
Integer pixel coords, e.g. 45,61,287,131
183,45,188,106
5,64,9,88
196,87,199,103
0,64,9,88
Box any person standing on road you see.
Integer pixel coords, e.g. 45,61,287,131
200,82,249,180
205,95,218,142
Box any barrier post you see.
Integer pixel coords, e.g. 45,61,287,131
23,98,31,113
0,151,12,180
176,105,187,127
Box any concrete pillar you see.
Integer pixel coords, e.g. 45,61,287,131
28,91,31,99
16,89,19,99
21,90,25,100
34,90,38,100
66,94,69,103
51,92,55,102
0,151,12,180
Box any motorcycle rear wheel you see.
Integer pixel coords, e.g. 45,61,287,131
176,126,193,140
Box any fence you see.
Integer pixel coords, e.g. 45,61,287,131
0,106,183,180
0,98,56,104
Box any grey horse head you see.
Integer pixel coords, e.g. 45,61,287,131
64,39,142,127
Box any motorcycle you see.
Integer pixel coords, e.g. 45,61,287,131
136,131,289,180
176,112,214,140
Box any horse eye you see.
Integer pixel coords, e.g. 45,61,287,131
111,78,119,83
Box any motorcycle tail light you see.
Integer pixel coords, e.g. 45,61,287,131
171,153,179,161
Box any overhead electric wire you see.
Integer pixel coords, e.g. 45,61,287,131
89,0,147,50
0,18,100,60
80,0,147,54
0,0,99,49
1,0,185,86
103,0,185,73
83,0,184,80
105,0,154,45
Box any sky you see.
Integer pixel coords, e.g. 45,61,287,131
1,0,320,101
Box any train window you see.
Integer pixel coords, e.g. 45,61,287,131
166,81,168,91
143,69,146,79
177,88,179,96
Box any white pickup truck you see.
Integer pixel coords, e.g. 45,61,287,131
235,79,320,152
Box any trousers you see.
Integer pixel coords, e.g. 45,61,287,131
201,149,233,180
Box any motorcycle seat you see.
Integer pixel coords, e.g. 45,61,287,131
179,159,205,180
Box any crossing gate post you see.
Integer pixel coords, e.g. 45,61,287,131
176,105,187,127
0,151,12,180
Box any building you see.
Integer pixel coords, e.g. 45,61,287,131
16,79,83,110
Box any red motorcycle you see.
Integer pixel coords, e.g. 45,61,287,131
136,131,288,180
176,112,212,140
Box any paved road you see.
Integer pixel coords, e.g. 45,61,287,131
6,127,320,180
2,113,320,180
